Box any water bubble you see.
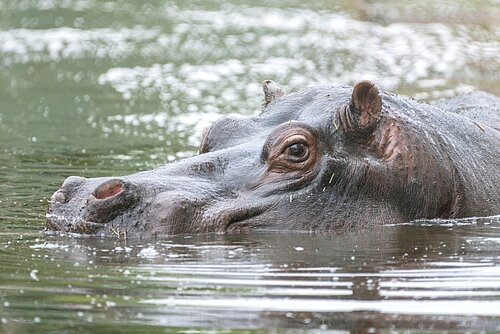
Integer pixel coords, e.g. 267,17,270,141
105,301,116,307
30,270,39,281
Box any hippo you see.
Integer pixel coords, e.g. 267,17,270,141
46,80,500,237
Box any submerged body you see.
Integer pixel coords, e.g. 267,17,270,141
47,81,500,237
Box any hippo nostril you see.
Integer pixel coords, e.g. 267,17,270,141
94,179,124,200
83,179,138,225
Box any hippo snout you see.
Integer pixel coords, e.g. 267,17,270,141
47,176,140,233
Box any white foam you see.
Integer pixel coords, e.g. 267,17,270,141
0,26,159,64
138,246,159,259
29,242,69,250
96,7,499,106
142,297,500,316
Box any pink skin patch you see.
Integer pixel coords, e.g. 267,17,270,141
94,180,124,200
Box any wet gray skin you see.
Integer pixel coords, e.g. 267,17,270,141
46,80,500,237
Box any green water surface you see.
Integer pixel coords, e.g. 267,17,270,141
0,1,499,333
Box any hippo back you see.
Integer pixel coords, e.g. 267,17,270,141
434,91,500,131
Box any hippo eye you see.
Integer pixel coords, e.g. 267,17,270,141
285,142,309,162
263,123,318,174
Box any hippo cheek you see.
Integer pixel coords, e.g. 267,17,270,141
141,192,207,235
140,192,275,235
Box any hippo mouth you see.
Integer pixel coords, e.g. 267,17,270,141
45,214,103,234
46,173,276,236
46,201,270,236
219,204,273,233
198,196,276,234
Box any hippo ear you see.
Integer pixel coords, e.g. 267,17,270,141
340,80,382,135
262,80,286,108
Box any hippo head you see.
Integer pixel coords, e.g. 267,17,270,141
47,80,475,237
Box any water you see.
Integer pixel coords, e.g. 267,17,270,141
0,0,499,332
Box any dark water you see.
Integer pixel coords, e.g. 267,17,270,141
0,1,499,333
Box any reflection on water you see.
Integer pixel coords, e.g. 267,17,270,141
0,0,499,332
2,218,500,332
